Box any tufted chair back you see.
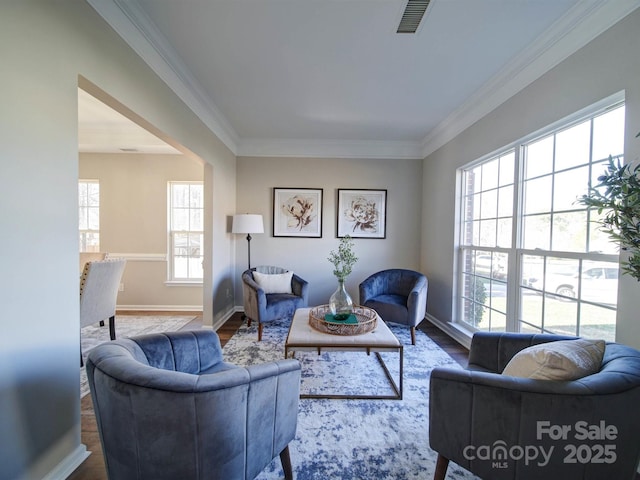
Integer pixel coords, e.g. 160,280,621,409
359,268,428,345
80,259,126,345
87,330,301,480
242,266,309,341
429,332,640,480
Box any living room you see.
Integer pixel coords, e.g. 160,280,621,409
2,1,640,479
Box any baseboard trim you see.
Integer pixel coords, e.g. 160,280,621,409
424,313,472,350
211,306,240,331
40,444,90,480
23,431,89,480
116,304,203,312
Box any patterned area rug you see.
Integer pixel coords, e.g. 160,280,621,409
222,320,479,480
80,315,196,398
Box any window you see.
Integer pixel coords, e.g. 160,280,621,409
458,101,625,341
168,182,203,282
79,180,99,252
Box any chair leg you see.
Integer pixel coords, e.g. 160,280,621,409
411,326,416,345
109,315,116,340
280,445,293,480
434,454,449,480
258,322,263,341
99,320,105,327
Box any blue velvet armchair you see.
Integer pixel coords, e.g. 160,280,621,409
86,330,301,480
359,268,428,345
242,266,309,341
429,332,640,480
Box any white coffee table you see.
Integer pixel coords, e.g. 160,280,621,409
284,307,403,400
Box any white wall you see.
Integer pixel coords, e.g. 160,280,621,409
0,2,236,478
236,156,423,305
421,9,640,349
80,153,204,310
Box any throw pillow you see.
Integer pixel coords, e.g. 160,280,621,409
502,338,605,381
253,271,293,294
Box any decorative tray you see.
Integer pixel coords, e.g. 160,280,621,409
308,304,377,336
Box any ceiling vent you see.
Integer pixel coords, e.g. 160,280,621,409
397,0,430,34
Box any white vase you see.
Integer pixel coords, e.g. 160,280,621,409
329,279,353,320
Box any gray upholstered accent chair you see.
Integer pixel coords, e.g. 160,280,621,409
359,268,428,345
242,265,309,341
429,332,640,480
87,330,301,480
80,258,126,341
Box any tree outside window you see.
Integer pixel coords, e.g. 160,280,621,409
458,102,624,341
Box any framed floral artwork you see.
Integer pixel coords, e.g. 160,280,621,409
337,189,387,238
273,188,323,237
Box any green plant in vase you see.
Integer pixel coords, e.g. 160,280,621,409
578,133,640,281
327,235,358,320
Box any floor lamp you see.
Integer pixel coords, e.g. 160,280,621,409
232,214,264,270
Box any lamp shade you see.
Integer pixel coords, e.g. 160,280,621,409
232,214,264,234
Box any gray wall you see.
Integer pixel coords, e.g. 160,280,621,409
79,153,204,310
0,2,236,478
235,156,423,305
421,9,640,349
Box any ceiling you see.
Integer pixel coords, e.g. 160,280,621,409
81,0,639,158
78,89,181,154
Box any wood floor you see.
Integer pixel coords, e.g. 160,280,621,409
68,313,468,480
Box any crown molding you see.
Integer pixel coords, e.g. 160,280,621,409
87,0,239,154
420,0,640,158
88,0,422,159
88,0,639,161
237,138,424,159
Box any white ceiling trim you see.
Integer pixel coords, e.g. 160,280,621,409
87,0,240,154
420,0,640,158
237,138,424,160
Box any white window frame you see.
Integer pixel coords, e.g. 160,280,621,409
79,179,100,252
167,181,204,284
454,93,625,341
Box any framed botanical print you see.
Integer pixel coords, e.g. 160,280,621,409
337,189,387,238
273,188,323,237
